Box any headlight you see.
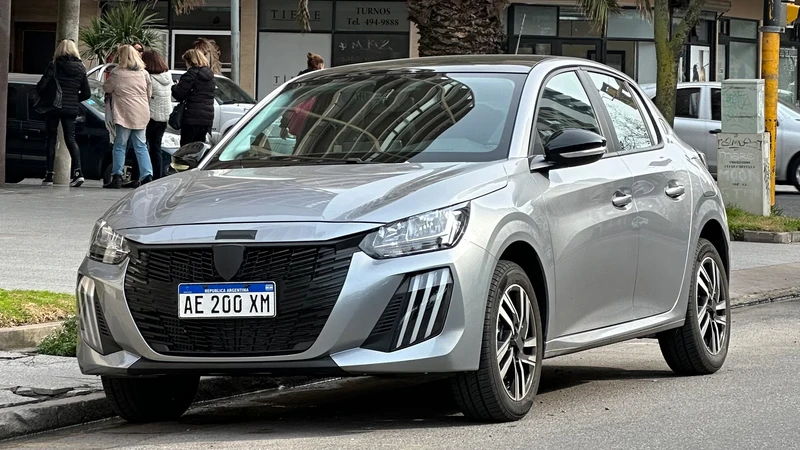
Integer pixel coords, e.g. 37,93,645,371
161,132,182,153
88,220,130,264
360,203,470,259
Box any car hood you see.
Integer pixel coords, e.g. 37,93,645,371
103,162,509,230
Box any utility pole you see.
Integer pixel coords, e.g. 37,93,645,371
231,0,240,84
54,0,81,186
762,0,781,206
0,0,10,188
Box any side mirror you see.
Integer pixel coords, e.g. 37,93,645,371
544,129,606,167
170,142,210,172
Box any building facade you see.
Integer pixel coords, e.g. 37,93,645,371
6,0,800,105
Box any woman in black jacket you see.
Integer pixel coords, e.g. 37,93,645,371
37,39,91,186
172,49,216,146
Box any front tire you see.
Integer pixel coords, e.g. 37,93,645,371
451,261,543,422
102,376,199,423
658,238,731,375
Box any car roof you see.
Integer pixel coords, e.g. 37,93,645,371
8,73,42,84
299,55,554,78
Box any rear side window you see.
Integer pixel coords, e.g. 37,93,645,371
587,73,653,152
7,86,17,120
674,88,701,119
535,71,601,148
711,88,721,121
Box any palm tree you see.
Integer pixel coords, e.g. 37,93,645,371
578,0,707,125
407,0,508,55
79,2,165,63
168,0,205,14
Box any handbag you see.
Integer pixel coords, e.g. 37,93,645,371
34,62,63,114
169,101,185,130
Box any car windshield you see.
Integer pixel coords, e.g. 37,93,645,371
204,72,524,169
84,80,106,117
215,76,255,105
779,99,800,120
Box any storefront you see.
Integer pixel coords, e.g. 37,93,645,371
256,0,411,97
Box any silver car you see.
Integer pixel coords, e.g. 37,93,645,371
77,56,731,423
642,81,800,190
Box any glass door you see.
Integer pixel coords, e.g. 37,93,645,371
516,38,601,63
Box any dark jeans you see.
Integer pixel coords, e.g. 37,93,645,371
146,120,168,179
180,124,211,147
44,114,81,175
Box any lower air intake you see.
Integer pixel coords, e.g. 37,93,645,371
363,268,453,352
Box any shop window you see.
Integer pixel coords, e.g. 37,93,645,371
779,47,798,104
332,33,409,66
729,19,757,39
729,42,758,79
173,33,232,74
513,6,557,36
608,10,654,40
636,42,656,84
720,18,758,80
558,7,600,37
172,0,231,29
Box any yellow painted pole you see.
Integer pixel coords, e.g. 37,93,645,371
762,31,779,206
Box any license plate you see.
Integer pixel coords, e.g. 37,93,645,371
178,282,276,319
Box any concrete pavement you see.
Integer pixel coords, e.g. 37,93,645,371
2,299,798,450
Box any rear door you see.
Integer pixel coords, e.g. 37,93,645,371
585,71,693,319
531,69,638,338
18,86,49,171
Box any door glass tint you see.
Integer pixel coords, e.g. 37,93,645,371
27,89,43,121
535,71,601,147
674,88,701,119
587,73,653,152
711,88,721,121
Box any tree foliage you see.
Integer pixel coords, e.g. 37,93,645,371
79,2,165,62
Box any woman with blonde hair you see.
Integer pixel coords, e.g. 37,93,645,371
193,38,222,75
172,48,216,146
36,39,91,186
103,44,153,189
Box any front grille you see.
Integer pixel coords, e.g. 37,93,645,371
124,238,360,357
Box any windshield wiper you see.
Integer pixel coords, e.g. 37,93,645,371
264,155,367,164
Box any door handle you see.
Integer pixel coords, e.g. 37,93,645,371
709,129,721,134
612,190,633,208
665,181,686,198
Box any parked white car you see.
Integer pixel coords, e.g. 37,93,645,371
88,63,256,144
642,82,800,191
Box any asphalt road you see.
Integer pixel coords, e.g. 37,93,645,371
3,300,798,450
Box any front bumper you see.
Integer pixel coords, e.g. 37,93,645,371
76,236,496,377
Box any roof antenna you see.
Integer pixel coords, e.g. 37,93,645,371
515,14,526,55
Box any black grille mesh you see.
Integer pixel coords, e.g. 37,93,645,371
124,241,358,357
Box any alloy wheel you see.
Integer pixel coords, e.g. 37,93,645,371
696,256,727,355
495,284,537,401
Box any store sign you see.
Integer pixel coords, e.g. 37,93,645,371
259,0,334,31
332,33,409,66
334,2,409,32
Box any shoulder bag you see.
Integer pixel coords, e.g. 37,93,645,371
34,62,63,114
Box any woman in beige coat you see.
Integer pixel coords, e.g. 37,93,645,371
103,44,153,189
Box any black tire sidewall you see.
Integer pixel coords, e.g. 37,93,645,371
687,239,732,370
484,263,543,419
789,155,800,192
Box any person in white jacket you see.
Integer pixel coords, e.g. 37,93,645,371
143,50,173,179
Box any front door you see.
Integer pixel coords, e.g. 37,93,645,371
532,70,638,338
583,72,693,319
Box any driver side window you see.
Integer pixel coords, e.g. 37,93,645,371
534,71,602,154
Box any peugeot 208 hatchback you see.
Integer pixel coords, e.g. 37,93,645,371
78,56,731,423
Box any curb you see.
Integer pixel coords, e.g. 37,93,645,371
0,323,63,351
0,375,319,441
730,287,800,308
737,230,800,244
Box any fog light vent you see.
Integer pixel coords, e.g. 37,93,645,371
363,268,453,352
77,276,103,353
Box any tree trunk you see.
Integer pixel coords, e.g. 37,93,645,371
54,0,81,185
408,0,507,56
653,0,676,125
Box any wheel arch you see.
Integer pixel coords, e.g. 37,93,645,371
699,218,730,278
496,239,550,343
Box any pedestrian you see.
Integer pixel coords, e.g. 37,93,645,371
132,42,144,56
279,53,324,141
36,39,91,187
298,52,324,76
142,49,172,180
193,38,222,75
103,44,154,189
172,49,216,146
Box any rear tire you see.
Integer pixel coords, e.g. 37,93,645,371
789,155,800,192
658,238,730,375
451,261,543,422
102,376,199,423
